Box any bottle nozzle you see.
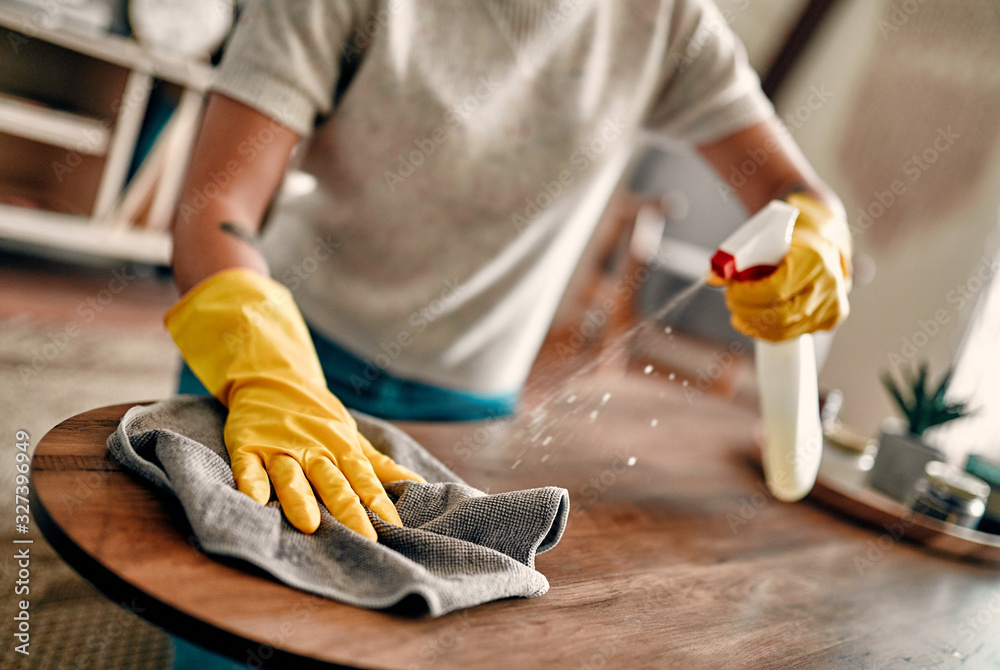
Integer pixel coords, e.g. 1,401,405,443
712,201,799,282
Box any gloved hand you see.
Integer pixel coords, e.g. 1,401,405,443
164,268,424,538
713,192,852,341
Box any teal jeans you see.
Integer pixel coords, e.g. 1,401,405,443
177,324,518,421
170,324,517,669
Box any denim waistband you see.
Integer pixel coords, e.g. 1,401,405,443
176,324,518,422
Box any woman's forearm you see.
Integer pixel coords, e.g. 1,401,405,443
698,116,845,221
170,93,301,295
170,199,271,295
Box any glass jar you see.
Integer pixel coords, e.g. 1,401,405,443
907,461,990,529
819,423,876,489
965,454,1000,535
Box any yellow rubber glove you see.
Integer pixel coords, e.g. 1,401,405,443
164,268,425,539
714,193,852,342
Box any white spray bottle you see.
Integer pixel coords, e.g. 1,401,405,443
711,201,823,502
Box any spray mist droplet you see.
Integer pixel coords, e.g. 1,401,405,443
664,326,672,334
566,395,577,404
541,454,550,462
668,372,676,381
589,410,599,421
682,380,689,386
651,419,658,427
542,436,553,446
601,392,611,405
643,364,654,375
627,456,637,466
511,459,522,470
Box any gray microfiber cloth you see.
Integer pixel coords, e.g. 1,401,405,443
106,396,569,617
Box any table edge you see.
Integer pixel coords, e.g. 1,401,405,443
30,402,366,670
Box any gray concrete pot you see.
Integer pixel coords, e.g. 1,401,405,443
868,431,946,502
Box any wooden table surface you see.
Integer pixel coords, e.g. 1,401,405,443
31,374,1000,669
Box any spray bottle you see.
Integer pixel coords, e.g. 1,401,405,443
711,200,823,502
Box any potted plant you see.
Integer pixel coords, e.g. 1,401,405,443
867,362,974,501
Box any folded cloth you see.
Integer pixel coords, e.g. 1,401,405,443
106,396,569,616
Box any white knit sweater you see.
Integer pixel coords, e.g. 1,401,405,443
212,0,774,395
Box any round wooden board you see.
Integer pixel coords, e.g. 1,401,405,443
808,467,1000,563
750,441,1000,563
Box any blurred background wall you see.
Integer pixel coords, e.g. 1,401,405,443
774,0,1000,456
635,0,1000,459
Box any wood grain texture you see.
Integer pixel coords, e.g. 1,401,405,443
31,376,1000,670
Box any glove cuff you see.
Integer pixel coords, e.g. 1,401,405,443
165,268,327,403
785,192,853,281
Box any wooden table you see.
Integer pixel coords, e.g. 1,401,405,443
31,374,1000,669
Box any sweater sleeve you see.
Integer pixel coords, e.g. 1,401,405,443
211,0,371,136
644,0,775,145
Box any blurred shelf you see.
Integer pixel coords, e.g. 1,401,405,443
0,91,110,154
0,4,214,91
0,203,170,265
0,4,214,264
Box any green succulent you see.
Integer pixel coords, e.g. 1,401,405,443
881,362,973,437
